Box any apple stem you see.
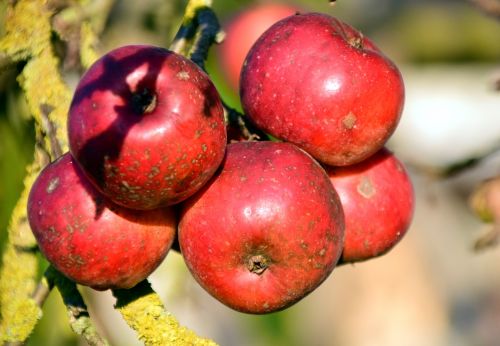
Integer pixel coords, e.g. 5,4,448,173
170,1,220,70
247,255,269,275
473,224,499,252
169,4,265,141
187,8,222,70
348,36,364,50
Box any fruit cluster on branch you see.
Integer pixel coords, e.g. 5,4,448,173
0,0,417,345
0,1,220,345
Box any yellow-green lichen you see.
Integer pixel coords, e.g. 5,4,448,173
1,0,70,156
79,0,116,69
0,158,45,342
113,281,218,346
1,0,222,344
0,246,41,343
183,0,212,26
20,52,70,154
170,0,214,56
0,0,52,60
0,0,70,342
44,266,110,345
80,21,100,69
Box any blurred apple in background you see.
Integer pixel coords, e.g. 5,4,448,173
216,3,298,91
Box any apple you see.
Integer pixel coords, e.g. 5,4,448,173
27,153,177,290
240,13,405,166
179,141,344,314
325,148,414,263
217,3,298,90
68,45,227,210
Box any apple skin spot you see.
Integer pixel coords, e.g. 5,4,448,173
46,177,59,194
357,176,376,199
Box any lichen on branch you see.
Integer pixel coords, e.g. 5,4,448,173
113,280,217,346
44,266,110,346
0,0,222,344
0,0,70,156
0,0,71,342
169,0,227,70
51,0,115,70
0,149,47,343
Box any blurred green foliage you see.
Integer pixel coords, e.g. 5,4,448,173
374,3,500,63
0,73,34,261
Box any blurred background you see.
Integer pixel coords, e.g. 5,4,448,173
1,0,499,345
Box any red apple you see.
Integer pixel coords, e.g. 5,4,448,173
179,141,344,314
68,45,226,210
326,148,414,263
27,153,177,290
217,3,298,90
240,13,405,166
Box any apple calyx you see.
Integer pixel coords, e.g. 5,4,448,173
131,87,157,115
247,254,269,275
348,36,363,50
341,24,364,50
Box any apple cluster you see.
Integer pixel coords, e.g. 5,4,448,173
27,12,414,314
